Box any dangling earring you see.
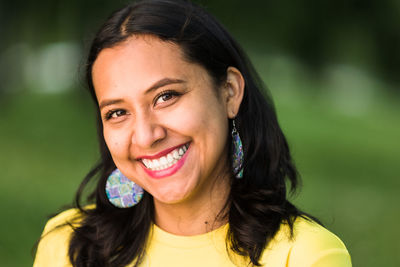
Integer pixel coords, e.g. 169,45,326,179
231,119,244,179
105,169,144,208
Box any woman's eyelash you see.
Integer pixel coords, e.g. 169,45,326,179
104,109,126,120
154,90,181,104
103,90,181,120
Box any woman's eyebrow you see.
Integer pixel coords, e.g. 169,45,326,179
99,78,185,110
99,99,124,110
145,78,186,94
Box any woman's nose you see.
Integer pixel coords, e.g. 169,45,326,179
131,114,166,148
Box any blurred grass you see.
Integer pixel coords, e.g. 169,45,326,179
274,91,400,267
0,92,98,266
1,72,399,266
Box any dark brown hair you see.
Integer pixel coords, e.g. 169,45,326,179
70,0,309,266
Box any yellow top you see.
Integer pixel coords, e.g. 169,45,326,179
34,208,351,267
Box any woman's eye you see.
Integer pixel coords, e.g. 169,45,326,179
105,109,126,120
160,93,173,102
154,91,180,105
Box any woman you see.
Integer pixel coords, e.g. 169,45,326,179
34,0,351,266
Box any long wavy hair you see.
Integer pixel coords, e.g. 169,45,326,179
69,0,309,266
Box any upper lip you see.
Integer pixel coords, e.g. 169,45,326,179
136,142,189,160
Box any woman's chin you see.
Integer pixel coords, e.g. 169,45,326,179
152,192,190,205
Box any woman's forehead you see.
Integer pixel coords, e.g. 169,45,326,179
92,35,212,101
93,37,183,83
94,35,183,72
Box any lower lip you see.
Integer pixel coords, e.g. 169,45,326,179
141,145,190,179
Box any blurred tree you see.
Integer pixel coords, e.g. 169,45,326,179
198,0,400,84
0,0,399,91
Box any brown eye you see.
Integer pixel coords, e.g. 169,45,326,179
161,93,173,101
105,109,126,120
154,90,180,105
112,110,126,117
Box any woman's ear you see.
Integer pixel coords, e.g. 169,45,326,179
223,66,245,118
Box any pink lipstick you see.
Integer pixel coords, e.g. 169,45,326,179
139,143,190,179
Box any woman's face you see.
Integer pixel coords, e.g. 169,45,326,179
92,35,237,205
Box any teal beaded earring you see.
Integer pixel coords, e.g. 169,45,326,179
231,120,244,178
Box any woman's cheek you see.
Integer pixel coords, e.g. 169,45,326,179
104,127,129,158
167,100,208,132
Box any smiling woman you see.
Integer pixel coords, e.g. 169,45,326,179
34,1,351,267
92,36,239,217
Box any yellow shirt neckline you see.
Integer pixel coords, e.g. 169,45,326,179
151,222,229,248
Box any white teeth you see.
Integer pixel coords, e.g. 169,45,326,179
167,154,173,163
153,159,160,168
142,144,189,171
142,159,151,169
142,159,148,167
160,156,167,165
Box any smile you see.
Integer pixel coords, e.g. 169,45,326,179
141,143,189,171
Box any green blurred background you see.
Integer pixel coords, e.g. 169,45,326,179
1,0,399,266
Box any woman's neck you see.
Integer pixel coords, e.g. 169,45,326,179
152,174,231,236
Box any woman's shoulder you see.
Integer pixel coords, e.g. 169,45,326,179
261,216,352,267
33,207,88,267
44,208,84,231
